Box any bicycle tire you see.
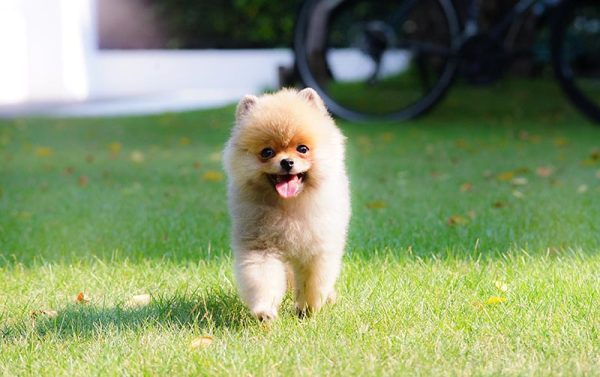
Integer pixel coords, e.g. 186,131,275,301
551,0,600,124
293,0,461,123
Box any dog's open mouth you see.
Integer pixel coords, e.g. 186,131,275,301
268,173,306,199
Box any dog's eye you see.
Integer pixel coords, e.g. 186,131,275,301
297,145,309,154
260,147,275,159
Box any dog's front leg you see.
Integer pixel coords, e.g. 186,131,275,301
293,253,341,316
234,251,287,321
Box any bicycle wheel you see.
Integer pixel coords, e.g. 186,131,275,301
551,0,600,124
293,0,461,122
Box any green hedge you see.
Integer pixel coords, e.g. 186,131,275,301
151,0,303,48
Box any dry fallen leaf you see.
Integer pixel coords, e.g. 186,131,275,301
460,182,473,192
62,166,75,176
496,171,514,181
447,215,468,226
35,147,54,157
511,177,528,186
128,294,151,307
366,200,387,209
130,150,145,163
512,190,524,199
486,296,507,305
78,175,89,187
193,161,202,169
492,201,506,209
202,170,224,182
31,309,58,319
108,142,122,155
191,335,214,349
536,166,554,178
75,292,90,303
179,137,191,146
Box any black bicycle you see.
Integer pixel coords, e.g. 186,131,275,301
293,0,600,123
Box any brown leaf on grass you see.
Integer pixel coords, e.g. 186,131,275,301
492,201,506,209
130,150,145,163
511,177,528,186
62,166,75,176
85,154,95,163
447,215,468,226
202,170,224,182
193,161,202,169
78,175,89,187
127,294,151,307
191,335,214,349
366,200,387,209
460,182,473,192
582,150,600,166
75,292,90,303
35,147,54,157
496,171,514,181
512,190,524,199
31,309,58,319
108,142,122,155
536,166,554,177
179,137,191,146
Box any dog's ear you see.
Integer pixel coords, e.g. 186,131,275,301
236,95,258,120
298,88,328,114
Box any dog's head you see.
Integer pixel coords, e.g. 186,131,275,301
224,88,344,200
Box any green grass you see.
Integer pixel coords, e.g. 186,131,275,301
1,79,599,375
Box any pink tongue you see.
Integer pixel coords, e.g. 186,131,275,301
275,175,301,198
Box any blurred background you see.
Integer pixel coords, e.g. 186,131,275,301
1,0,572,118
0,0,304,116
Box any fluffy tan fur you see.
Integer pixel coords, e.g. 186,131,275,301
223,88,351,321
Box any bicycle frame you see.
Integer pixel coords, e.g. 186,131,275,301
463,0,562,41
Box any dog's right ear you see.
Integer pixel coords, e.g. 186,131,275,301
236,95,258,120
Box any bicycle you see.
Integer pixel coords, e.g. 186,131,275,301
293,0,600,124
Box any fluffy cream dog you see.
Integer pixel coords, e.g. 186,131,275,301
223,88,350,321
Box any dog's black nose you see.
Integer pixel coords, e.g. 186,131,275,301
280,158,294,171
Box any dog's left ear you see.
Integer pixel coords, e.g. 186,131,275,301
298,88,328,114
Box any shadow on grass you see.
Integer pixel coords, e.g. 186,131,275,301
1,287,254,342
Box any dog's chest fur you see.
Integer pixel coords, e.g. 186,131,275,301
232,189,348,262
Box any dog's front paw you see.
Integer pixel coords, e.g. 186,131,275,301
253,307,278,322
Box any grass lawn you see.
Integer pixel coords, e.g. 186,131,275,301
1,80,599,376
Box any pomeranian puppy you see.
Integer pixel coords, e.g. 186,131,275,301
223,88,350,321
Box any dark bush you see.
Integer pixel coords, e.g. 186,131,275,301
151,0,303,48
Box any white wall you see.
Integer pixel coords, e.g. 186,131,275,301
0,0,94,104
92,50,293,99
0,0,293,108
